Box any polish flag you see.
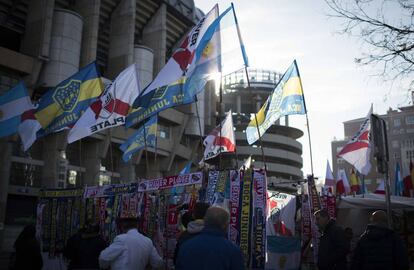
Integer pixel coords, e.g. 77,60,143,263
203,110,235,160
324,160,335,187
374,180,385,195
336,169,351,195
67,64,140,143
18,108,42,151
337,106,372,175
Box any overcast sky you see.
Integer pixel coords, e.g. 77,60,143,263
194,0,411,180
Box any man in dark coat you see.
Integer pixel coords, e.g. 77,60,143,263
175,206,244,270
314,209,349,270
13,224,43,270
351,210,409,270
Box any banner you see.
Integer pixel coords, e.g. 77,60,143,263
228,170,241,244
252,170,266,269
138,172,203,192
206,170,220,205
240,169,253,267
266,236,301,270
267,192,296,237
321,194,336,219
83,183,139,198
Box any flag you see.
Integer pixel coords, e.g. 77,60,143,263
266,236,301,270
324,160,335,187
374,180,385,195
349,169,360,193
34,62,103,136
245,60,305,145
126,4,248,127
394,162,403,196
0,82,33,138
336,169,351,195
267,191,296,237
239,155,252,170
179,162,192,175
337,106,372,175
18,107,42,151
119,115,157,162
67,64,140,143
203,110,235,160
411,159,414,193
402,161,414,197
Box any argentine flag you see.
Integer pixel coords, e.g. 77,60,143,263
0,82,33,138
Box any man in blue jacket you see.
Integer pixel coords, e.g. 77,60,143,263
175,206,245,270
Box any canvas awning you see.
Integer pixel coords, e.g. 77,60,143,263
337,194,414,209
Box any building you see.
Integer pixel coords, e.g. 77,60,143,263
222,68,304,191
331,92,414,193
0,0,220,251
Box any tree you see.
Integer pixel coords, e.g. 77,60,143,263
325,0,414,91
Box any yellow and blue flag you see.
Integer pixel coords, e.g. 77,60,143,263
246,60,306,145
34,62,103,135
120,115,157,162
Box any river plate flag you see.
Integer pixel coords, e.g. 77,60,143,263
120,115,157,162
337,106,372,176
246,60,305,145
126,4,248,127
34,62,103,136
0,82,33,138
67,64,140,143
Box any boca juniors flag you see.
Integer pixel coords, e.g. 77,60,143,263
68,64,140,143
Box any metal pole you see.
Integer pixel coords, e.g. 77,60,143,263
194,97,205,154
143,121,150,178
384,167,393,228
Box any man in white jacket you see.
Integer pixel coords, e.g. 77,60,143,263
99,217,164,270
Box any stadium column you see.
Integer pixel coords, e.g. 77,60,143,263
106,0,136,79
74,0,101,67
41,131,68,188
119,160,136,183
83,139,109,186
0,139,12,250
142,3,167,75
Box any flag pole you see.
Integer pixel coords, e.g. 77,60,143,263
154,113,158,164
109,130,114,181
244,68,267,171
143,121,150,177
231,2,267,171
218,77,223,170
194,96,205,156
294,60,314,176
79,139,83,186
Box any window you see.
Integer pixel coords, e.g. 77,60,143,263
392,140,399,148
406,116,414,125
393,118,401,127
158,124,170,139
337,158,344,164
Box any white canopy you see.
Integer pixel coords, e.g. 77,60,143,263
337,193,414,209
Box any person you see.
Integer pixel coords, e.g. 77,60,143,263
12,224,43,270
314,209,349,270
63,223,107,269
351,210,409,270
345,227,356,269
173,202,209,265
99,217,163,270
175,206,245,270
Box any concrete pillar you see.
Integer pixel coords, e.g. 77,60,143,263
134,45,154,89
186,92,205,136
142,4,167,75
285,115,289,126
106,0,136,79
38,9,83,87
83,139,109,186
74,0,101,67
41,132,68,188
236,95,241,114
0,139,12,250
21,0,55,58
119,160,136,183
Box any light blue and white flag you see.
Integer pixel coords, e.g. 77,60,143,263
126,4,248,127
266,236,301,270
0,82,33,138
120,115,157,162
179,162,192,175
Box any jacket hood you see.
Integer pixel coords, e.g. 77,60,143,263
364,224,394,240
187,219,204,234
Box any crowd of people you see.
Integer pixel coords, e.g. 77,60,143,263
9,205,410,270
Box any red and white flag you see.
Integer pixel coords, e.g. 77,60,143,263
324,160,335,187
336,169,351,195
374,180,385,194
203,110,235,160
337,106,372,175
67,64,140,143
18,107,42,151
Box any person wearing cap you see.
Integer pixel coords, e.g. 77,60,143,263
351,210,409,270
99,217,163,270
175,206,244,270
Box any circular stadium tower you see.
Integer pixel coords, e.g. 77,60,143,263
222,68,304,184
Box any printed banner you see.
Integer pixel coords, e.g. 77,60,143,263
206,171,220,204
267,192,296,237
240,169,253,268
252,170,266,269
301,195,311,238
84,183,139,198
321,194,336,219
228,170,240,244
138,172,203,192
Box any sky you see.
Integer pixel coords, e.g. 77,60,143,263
194,0,412,180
